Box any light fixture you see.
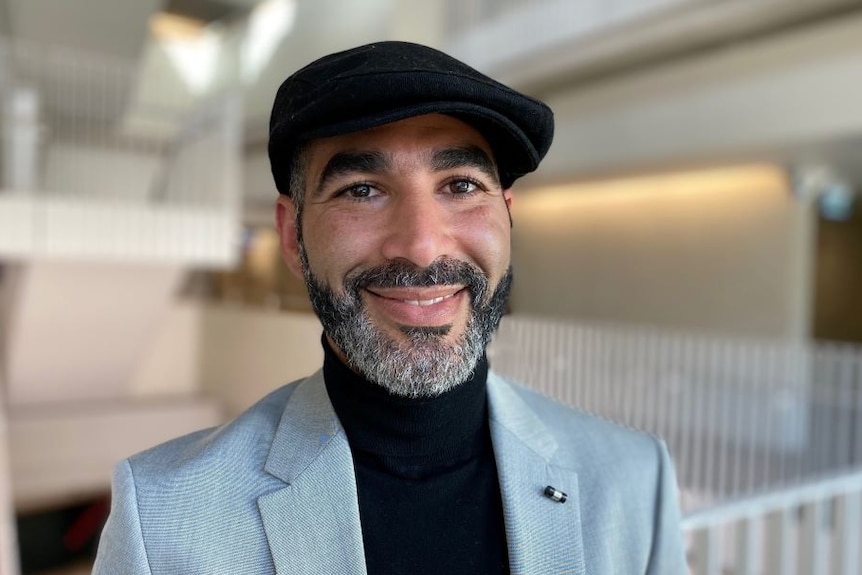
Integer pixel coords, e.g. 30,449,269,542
791,165,857,221
150,12,206,41
150,12,220,94
521,164,787,213
242,0,297,83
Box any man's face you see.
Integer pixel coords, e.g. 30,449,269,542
276,114,513,397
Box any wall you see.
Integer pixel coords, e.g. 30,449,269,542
127,300,202,398
533,12,862,184
200,306,323,417
42,143,160,201
244,148,276,211
108,300,323,416
6,261,185,405
510,165,815,339
4,265,321,412
0,265,17,390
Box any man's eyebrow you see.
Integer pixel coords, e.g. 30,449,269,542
431,145,499,185
314,150,389,198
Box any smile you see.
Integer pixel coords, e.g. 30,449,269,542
363,287,467,327
401,294,456,307
366,287,465,303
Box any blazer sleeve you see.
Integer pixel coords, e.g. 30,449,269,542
646,440,688,575
93,459,153,575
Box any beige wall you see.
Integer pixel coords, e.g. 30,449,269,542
0,266,18,394
6,262,186,405
127,300,202,398
510,165,815,339
4,272,322,414
43,144,159,201
200,306,323,417
532,13,862,184
128,303,324,417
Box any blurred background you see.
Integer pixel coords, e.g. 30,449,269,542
0,0,861,573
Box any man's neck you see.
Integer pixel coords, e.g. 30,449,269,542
320,335,490,467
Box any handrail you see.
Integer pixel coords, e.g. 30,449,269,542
682,466,862,574
682,467,862,531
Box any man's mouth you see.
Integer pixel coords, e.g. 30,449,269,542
363,287,467,326
366,287,465,304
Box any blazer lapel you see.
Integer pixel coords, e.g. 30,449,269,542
257,371,367,575
488,373,585,575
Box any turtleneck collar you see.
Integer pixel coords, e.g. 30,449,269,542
322,335,490,473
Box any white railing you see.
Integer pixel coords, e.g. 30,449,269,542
0,37,242,265
489,316,862,506
682,468,862,575
445,0,702,72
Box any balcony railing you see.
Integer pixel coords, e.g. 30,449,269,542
489,316,862,507
683,468,862,574
0,37,242,265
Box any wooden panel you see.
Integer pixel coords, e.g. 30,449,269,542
814,208,862,344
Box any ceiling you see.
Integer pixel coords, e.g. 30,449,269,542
0,0,269,58
0,0,162,59
0,0,397,139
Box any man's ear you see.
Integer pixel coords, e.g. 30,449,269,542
503,188,513,227
275,195,304,279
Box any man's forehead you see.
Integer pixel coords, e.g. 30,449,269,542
306,114,495,163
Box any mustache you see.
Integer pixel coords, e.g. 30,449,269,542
344,258,489,299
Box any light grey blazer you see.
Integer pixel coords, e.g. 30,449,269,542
94,371,687,574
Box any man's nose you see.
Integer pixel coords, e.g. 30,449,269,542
380,193,456,268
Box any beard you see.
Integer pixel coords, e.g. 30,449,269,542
299,246,512,398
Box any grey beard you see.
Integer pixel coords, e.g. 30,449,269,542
298,244,512,398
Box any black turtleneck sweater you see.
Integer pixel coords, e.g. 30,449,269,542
322,339,510,574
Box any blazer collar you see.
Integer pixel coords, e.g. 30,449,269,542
257,370,584,575
488,372,585,575
258,370,367,574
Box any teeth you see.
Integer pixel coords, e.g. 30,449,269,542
403,294,453,306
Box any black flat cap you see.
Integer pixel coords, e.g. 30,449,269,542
268,41,554,195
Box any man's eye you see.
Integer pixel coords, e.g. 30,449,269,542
344,183,377,199
448,179,478,195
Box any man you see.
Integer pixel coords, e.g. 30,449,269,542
94,41,687,574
